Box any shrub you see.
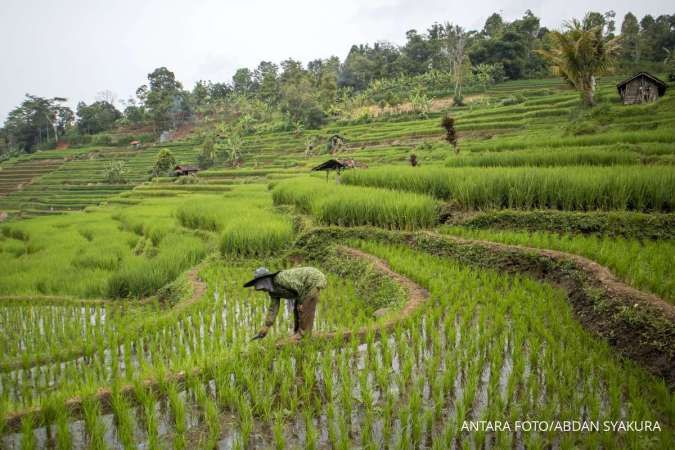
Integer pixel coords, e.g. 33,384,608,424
93,134,113,146
104,161,127,184
153,149,176,176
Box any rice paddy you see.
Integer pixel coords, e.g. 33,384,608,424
342,166,674,212
0,76,673,448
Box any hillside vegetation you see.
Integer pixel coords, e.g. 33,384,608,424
1,68,674,449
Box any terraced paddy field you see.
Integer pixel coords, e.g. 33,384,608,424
0,77,673,449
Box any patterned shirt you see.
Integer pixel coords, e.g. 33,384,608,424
261,267,327,329
273,267,327,300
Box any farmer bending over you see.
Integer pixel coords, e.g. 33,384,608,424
244,267,327,341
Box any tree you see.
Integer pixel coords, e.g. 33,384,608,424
208,82,231,101
474,63,505,91
191,80,210,107
483,13,505,38
198,134,216,169
538,18,621,106
216,130,244,167
621,13,640,62
96,90,118,105
442,25,470,102
399,30,434,75
123,99,145,126
153,149,176,176
232,68,255,95
76,101,121,134
142,67,189,132
254,61,280,105
2,95,73,152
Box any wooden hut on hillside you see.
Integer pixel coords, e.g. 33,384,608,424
174,165,199,177
617,72,667,105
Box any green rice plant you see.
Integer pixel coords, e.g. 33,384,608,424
55,405,72,450
19,416,36,450
82,396,106,450
273,412,286,450
445,147,647,167
304,410,319,450
175,202,221,231
106,234,206,298
166,382,187,450
342,166,675,212
273,176,439,230
220,213,293,257
440,226,674,302
448,209,675,240
110,386,135,450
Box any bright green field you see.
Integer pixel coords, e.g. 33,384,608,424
0,76,673,449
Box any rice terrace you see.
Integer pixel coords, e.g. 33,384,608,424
0,3,674,449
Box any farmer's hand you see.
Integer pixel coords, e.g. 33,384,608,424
251,326,269,341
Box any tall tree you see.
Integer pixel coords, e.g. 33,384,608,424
254,61,280,104
442,25,470,100
76,101,121,134
2,95,72,152
621,13,641,62
142,67,189,132
232,68,255,95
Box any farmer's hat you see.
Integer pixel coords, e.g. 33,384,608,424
243,267,279,288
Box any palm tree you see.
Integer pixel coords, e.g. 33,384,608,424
539,19,621,106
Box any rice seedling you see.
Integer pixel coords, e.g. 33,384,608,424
110,386,135,450
82,396,106,450
273,412,286,450
166,382,187,450
19,416,36,450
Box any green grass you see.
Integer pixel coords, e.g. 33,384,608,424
342,166,674,212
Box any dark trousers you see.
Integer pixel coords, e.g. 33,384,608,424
293,288,320,336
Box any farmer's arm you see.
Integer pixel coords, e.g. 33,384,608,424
264,295,281,328
254,295,280,339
